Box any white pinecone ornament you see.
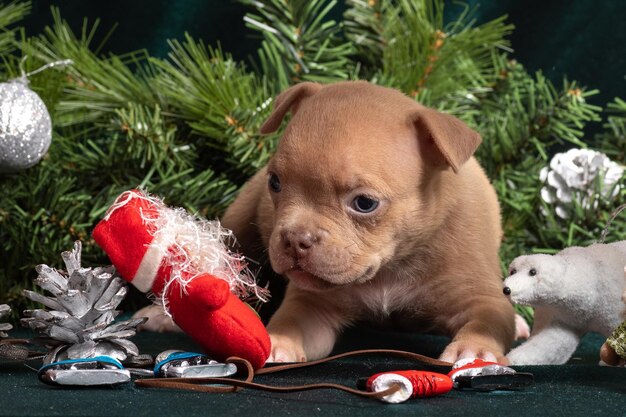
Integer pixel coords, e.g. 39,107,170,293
21,241,146,365
540,148,624,219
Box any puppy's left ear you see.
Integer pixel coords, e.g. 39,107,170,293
412,108,482,173
260,82,323,135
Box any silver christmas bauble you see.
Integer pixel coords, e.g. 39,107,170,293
0,79,52,173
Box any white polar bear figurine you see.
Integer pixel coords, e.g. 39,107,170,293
503,241,626,365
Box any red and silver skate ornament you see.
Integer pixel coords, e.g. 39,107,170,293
361,370,453,403
448,358,534,391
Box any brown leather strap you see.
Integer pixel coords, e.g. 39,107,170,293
136,376,400,399
255,349,452,375
134,349,452,399
136,356,256,393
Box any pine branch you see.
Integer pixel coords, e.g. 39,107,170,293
524,98,626,252
598,97,626,161
143,167,239,218
0,0,29,56
343,0,386,70
152,35,275,175
379,0,513,102
0,165,90,301
530,183,626,252
112,103,194,170
241,0,354,91
29,8,160,130
154,36,264,125
454,57,602,178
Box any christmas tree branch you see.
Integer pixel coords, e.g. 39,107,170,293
152,34,276,176
379,0,513,101
241,0,354,91
598,97,626,160
30,8,159,129
0,0,29,56
343,0,386,71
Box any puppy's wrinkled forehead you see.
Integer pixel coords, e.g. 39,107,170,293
263,81,483,180
282,82,417,144
271,84,421,189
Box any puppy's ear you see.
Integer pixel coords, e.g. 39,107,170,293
260,82,323,134
412,108,482,173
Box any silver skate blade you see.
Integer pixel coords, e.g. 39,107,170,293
163,363,237,378
40,368,131,386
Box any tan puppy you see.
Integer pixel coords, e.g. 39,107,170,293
221,81,515,364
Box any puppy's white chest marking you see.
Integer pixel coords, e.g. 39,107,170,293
380,288,392,316
369,287,394,317
354,276,419,318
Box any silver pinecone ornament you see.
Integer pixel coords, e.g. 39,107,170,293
540,148,624,219
0,304,12,337
21,241,146,365
0,304,38,361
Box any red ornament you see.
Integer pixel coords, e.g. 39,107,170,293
93,189,271,370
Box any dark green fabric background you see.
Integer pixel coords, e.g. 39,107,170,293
3,1,624,415
22,0,626,108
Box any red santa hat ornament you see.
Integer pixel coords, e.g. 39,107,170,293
92,189,271,369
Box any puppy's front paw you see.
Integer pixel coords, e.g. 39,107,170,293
439,340,506,365
133,305,182,333
514,314,531,340
268,334,307,363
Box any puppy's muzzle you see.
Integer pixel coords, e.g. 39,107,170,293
281,229,321,260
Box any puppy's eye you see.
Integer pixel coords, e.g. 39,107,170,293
268,173,281,193
351,195,379,214
509,268,517,276
529,268,537,276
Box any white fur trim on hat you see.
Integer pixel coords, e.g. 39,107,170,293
132,227,175,292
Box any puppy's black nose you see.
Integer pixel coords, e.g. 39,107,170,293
503,287,511,296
